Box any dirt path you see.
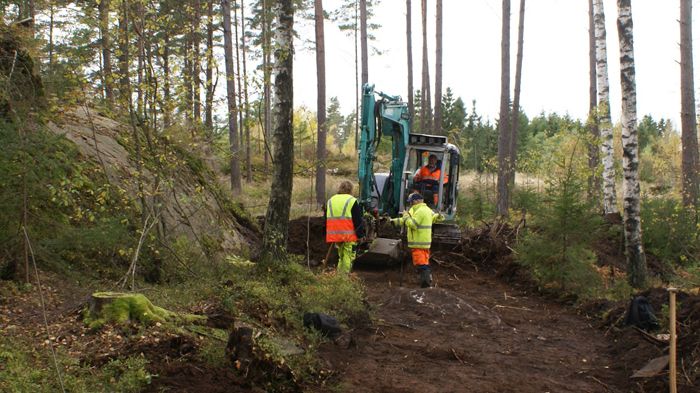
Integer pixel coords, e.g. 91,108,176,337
317,264,627,393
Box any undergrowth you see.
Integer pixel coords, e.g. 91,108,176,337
0,337,151,393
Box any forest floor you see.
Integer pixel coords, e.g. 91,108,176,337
2,218,697,392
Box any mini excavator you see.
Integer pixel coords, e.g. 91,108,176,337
354,84,461,264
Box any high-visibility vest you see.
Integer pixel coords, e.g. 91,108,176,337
393,202,435,249
416,166,448,183
326,194,358,243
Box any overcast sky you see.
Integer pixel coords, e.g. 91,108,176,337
292,0,700,127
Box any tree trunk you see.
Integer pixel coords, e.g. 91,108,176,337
680,0,699,209
193,0,202,123
183,34,193,125
509,0,525,186
118,0,130,108
136,4,145,117
433,0,443,134
162,31,172,129
234,0,245,171
406,0,414,118
354,1,359,150
587,0,601,201
420,0,432,133
205,0,215,132
496,0,511,217
222,0,242,194
315,0,327,206
99,0,114,107
49,5,54,68
617,0,646,288
360,0,368,86
262,0,295,262
241,0,252,182
262,0,271,174
594,0,618,215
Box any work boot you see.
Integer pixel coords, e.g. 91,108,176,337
419,269,432,288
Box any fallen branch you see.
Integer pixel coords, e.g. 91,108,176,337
451,348,465,365
493,304,534,312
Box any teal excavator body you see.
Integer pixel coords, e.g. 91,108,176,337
355,84,462,264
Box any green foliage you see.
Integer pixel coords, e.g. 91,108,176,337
223,256,368,332
0,337,151,393
0,121,138,280
641,197,699,268
516,135,604,299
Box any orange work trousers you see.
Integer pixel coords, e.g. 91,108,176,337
410,249,430,266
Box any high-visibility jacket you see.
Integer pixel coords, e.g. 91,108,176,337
326,194,358,243
391,202,443,249
415,165,448,183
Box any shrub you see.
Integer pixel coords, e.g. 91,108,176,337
516,136,604,299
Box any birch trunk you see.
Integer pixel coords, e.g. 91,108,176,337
360,0,368,86
406,0,414,118
617,0,646,288
509,0,525,186
262,0,295,262
222,0,242,194
420,0,432,133
433,0,443,134
587,0,601,201
315,0,327,206
594,0,618,215
496,0,511,217
680,0,699,209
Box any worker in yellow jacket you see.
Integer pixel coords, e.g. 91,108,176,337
390,192,444,287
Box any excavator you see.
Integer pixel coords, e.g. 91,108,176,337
354,84,462,264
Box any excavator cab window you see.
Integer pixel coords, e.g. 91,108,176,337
407,150,447,209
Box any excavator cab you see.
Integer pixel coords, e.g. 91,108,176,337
400,134,460,220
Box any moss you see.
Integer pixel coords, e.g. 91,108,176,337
84,292,205,329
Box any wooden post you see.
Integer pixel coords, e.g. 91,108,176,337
668,287,678,393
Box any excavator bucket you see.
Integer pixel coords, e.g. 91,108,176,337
354,237,403,265
431,223,463,249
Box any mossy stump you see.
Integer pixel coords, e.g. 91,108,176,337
85,292,174,328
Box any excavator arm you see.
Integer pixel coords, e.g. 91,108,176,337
358,84,411,217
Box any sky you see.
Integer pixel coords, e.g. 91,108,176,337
292,0,700,127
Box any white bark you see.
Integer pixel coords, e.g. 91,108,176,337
594,0,618,214
617,0,646,288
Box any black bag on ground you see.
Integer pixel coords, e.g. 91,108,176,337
303,312,342,337
624,296,660,331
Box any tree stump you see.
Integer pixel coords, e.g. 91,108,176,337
85,292,173,328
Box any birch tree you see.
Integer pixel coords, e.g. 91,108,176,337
315,0,327,206
262,0,295,261
433,0,443,134
680,0,699,209
496,0,511,217
222,0,242,194
406,0,414,118
587,0,600,200
594,0,618,215
617,0,646,288
420,0,432,133
98,0,114,107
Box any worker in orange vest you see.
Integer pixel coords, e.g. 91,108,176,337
324,181,365,274
413,154,447,206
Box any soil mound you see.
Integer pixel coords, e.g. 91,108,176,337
287,216,334,265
